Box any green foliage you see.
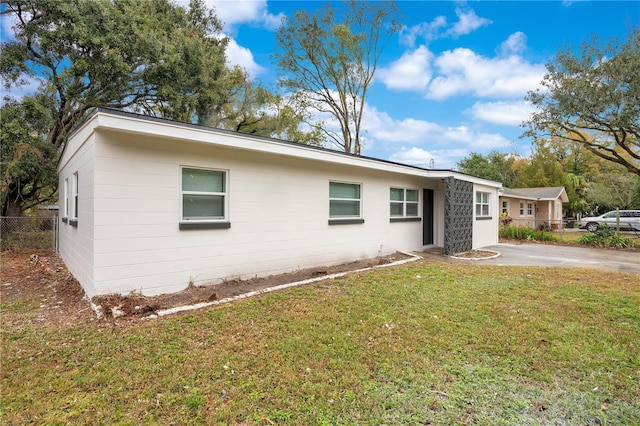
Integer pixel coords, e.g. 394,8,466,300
274,0,402,154
456,151,518,185
204,67,325,145
0,95,57,216
578,226,639,248
1,0,227,146
525,27,640,176
586,163,640,211
0,0,228,214
513,141,567,188
499,225,557,242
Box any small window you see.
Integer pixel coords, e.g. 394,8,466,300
329,182,361,218
475,192,490,217
390,188,419,217
63,178,69,218
501,200,508,214
72,172,78,219
520,201,533,217
181,167,227,221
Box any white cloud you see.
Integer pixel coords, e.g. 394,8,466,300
359,104,511,156
377,46,433,91
382,32,544,100
399,16,447,47
224,37,266,76
388,147,470,169
427,47,545,99
210,0,284,32
398,8,490,47
468,101,537,126
445,8,492,38
498,32,527,56
468,132,513,150
1,11,17,42
439,125,512,149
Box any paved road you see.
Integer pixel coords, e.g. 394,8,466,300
471,243,640,275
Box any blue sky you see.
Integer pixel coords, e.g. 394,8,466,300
2,1,638,169
211,0,639,169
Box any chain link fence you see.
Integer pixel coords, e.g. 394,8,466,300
1,216,59,251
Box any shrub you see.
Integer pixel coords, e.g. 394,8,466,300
578,227,639,248
499,225,556,242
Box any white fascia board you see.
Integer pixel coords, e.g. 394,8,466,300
94,113,424,176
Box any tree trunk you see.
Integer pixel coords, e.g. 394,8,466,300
2,191,25,217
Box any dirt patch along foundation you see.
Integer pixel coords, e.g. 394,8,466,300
91,252,415,319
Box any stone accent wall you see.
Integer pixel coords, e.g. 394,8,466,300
444,177,473,255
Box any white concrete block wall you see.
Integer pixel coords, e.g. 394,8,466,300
89,131,438,296
57,134,96,295
472,183,500,249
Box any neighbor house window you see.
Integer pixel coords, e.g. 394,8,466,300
519,201,533,217
390,188,419,218
501,200,508,214
329,181,362,223
475,192,490,218
181,167,228,228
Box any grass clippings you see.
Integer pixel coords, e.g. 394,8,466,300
1,255,639,425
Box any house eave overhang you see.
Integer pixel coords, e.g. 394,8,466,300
63,109,503,188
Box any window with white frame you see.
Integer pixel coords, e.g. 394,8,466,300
475,192,490,217
519,201,533,217
72,172,78,219
329,181,361,219
501,200,508,214
181,167,227,221
63,178,69,218
390,188,419,217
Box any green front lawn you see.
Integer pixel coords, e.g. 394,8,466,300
2,262,639,425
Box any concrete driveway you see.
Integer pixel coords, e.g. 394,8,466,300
470,243,640,275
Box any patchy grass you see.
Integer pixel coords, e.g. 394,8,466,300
2,262,639,425
552,230,584,243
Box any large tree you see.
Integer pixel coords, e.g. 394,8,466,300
525,27,640,176
1,0,227,149
1,94,57,216
1,0,228,214
273,0,401,154
204,67,325,145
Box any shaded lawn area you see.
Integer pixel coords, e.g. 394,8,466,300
1,261,639,425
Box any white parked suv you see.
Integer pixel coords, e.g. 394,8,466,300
578,210,640,232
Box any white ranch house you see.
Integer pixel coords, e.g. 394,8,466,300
58,109,501,297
